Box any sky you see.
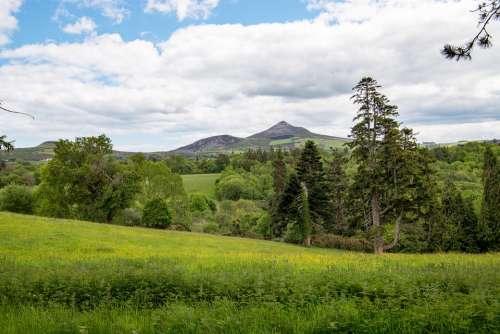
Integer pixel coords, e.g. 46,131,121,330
0,0,499,151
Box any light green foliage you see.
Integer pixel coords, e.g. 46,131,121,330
215,164,273,201
1,212,499,333
142,198,172,229
131,157,191,230
189,193,216,213
182,173,220,198
0,185,34,214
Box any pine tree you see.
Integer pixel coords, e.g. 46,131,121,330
325,148,349,233
296,140,331,226
348,77,429,254
480,146,500,251
270,150,288,238
275,173,301,237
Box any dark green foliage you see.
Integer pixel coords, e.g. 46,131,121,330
36,135,140,223
296,140,331,226
348,77,435,254
0,185,34,214
438,184,481,252
312,234,372,252
142,198,172,229
111,208,142,227
214,200,265,237
270,150,287,238
480,146,500,251
325,148,349,233
275,173,301,237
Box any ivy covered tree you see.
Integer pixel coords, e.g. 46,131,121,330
443,1,500,60
348,77,432,254
480,146,500,251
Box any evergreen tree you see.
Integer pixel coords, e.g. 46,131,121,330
480,146,500,251
441,183,480,252
299,182,312,247
270,150,288,238
274,173,301,237
348,77,430,254
296,140,331,226
325,148,349,233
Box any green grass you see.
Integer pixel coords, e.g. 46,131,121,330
182,173,220,198
0,212,499,333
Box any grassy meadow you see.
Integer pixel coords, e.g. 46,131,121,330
0,212,499,333
182,173,220,198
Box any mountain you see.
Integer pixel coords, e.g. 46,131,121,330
1,121,350,162
171,135,243,155
249,121,315,140
168,121,350,155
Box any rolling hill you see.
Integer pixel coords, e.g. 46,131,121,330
2,121,350,162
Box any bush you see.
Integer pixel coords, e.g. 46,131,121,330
142,198,171,229
0,185,34,214
112,208,142,226
202,222,220,234
190,193,215,213
312,234,372,252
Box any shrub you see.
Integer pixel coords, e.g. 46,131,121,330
112,208,142,226
202,222,220,234
142,198,171,229
312,234,372,252
189,193,211,213
0,185,34,214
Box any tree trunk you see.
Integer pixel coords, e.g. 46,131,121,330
371,192,384,254
304,235,312,247
383,212,402,251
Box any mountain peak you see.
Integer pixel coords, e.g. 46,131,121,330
248,121,314,140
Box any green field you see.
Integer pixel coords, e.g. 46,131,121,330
0,212,499,333
182,173,220,198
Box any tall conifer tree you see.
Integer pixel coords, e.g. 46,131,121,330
480,146,500,251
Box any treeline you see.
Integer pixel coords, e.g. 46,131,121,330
0,78,498,254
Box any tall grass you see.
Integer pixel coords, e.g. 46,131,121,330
1,212,499,333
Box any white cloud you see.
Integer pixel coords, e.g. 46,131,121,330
63,17,97,35
145,0,219,20
1,0,499,151
0,0,22,46
56,0,129,24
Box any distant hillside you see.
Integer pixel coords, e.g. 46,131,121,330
171,135,243,155
2,121,350,162
1,141,57,162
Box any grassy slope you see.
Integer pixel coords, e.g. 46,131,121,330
1,212,499,333
182,173,220,198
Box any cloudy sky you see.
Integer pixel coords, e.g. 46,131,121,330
0,0,499,151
